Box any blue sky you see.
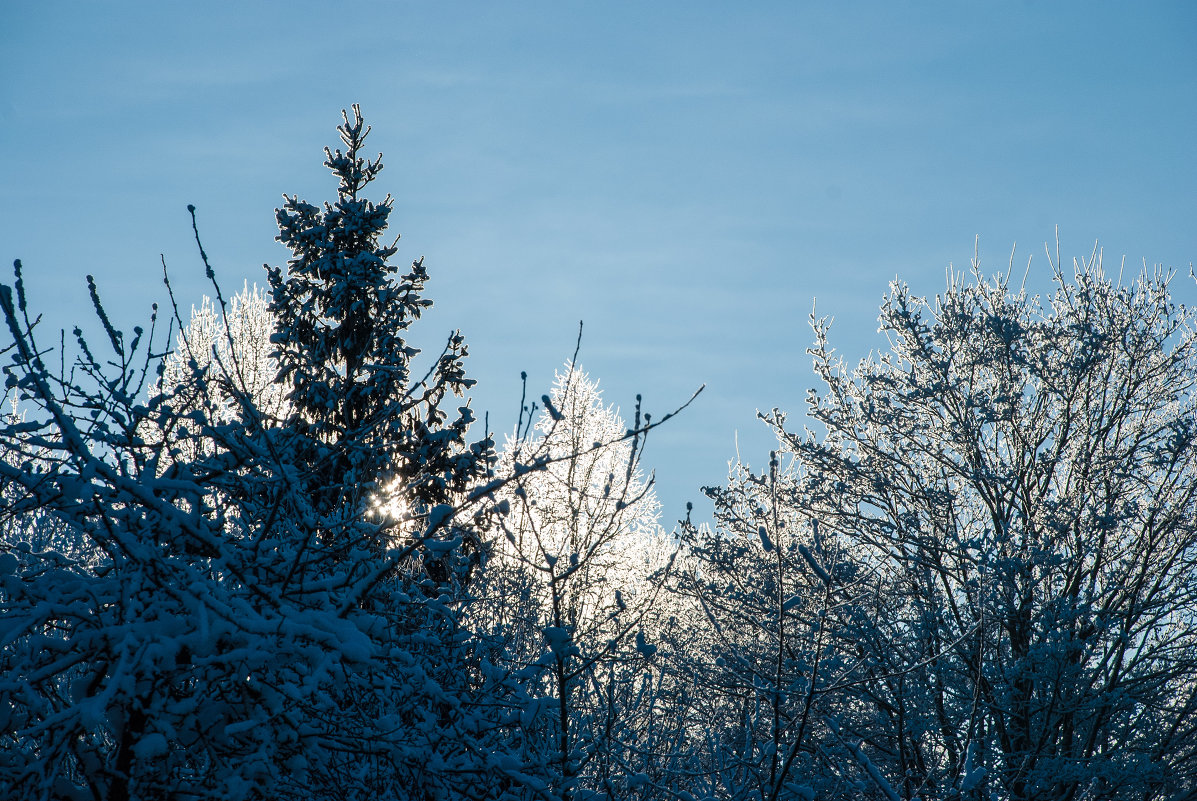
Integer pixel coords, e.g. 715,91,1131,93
2,3,1195,522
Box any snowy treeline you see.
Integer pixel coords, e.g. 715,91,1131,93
2,109,1195,801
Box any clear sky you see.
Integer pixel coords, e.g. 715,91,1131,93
3,2,1195,523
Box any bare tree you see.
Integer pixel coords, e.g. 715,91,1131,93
760,248,1197,799
481,363,677,801
0,107,547,801
664,453,892,801
158,283,289,427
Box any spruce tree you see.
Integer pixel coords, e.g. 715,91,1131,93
267,104,492,579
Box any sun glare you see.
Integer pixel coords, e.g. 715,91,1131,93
369,478,409,525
